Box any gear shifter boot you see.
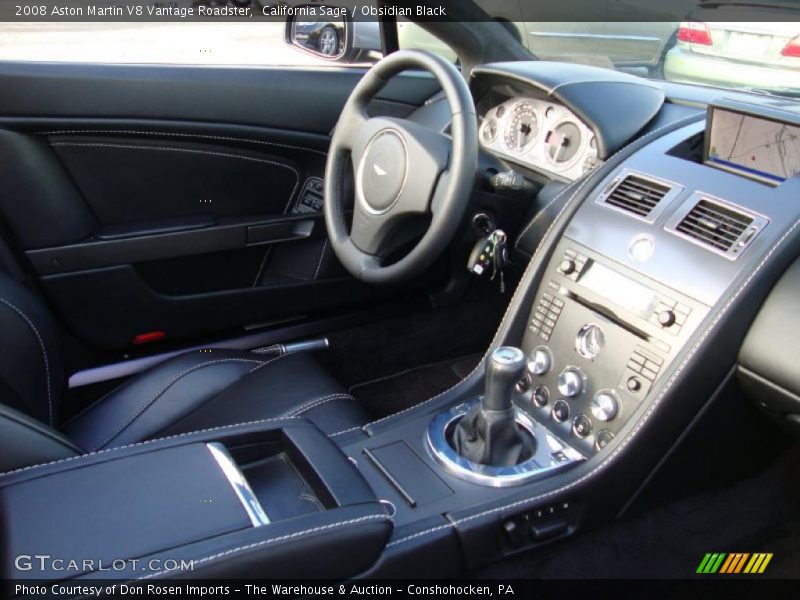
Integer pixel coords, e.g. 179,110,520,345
449,346,535,467
450,404,534,466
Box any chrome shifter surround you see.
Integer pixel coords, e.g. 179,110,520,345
426,398,585,487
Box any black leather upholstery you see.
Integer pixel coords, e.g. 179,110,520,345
0,272,64,427
0,271,366,466
64,349,366,452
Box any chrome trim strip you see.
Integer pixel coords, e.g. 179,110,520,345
206,442,270,527
426,398,585,487
528,32,661,42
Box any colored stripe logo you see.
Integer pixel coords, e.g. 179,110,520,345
697,553,773,574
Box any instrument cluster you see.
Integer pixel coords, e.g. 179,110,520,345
479,97,601,181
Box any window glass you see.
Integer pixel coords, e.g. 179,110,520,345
0,19,380,66
396,20,457,63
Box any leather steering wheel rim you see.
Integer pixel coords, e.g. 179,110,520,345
323,50,477,284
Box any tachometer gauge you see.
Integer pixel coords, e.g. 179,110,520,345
481,118,498,144
546,121,582,167
504,103,539,153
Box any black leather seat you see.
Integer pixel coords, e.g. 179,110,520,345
0,272,367,468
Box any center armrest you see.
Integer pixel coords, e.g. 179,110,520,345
0,419,392,581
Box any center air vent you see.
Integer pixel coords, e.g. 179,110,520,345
599,171,678,222
667,194,768,260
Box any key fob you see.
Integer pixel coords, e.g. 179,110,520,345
468,235,495,276
492,230,509,272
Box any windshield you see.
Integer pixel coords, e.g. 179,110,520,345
0,2,798,101
503,20,800,100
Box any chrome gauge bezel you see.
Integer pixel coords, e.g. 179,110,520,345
478,96,602,181
480,117,498,144
545,118,587,172
503,101,541,155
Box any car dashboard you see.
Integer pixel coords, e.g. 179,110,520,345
477,93,601,181
462,62,800,463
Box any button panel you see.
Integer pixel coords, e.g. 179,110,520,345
557,249,588,281
648,297,692,336
529,289,565,342
295,177,325,213
500,500,577,551
517,238,707,457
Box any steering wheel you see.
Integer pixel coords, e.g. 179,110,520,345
323,50,477,284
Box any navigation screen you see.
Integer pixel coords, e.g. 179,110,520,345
706,107,800,184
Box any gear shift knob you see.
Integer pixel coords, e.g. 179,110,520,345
483,346,526,412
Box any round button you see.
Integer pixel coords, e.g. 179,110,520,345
590,391,619,422
557,367,585,398
560,258,576,275
516,374,532,394
595,429,615,451
527,346,552,375
572,414,592,438
626,376,642,392
532,385,550,408
657,310,676,327
551,399,570,422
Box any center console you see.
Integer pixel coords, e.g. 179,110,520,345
513,236,709,457
0,421,393,581
333,102,800,576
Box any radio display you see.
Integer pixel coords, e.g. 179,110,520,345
579,262,657,319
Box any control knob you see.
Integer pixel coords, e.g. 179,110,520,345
527,346,552,376
557,367,585,398
657,310,676,327
559,258,576,275
590,391,619,422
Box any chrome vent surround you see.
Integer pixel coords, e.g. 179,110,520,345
596,170,683,223
666,193,769,260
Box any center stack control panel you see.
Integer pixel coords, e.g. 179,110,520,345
514,237,709,456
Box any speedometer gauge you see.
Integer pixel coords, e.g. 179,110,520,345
504,103,539,153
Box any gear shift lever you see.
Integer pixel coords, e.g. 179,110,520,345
483,346,526,411
449,346,534,466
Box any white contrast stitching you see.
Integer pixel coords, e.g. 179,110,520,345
329,425,362,438
0,298,53,426
282,393,354,417
49,142,301,214
364,114,701,430
385,119,800,548
40,129,328,156
387,523,453,547
0,416,300,479
138,514,390,580
388,218,800,550
94,358,265,450
514,177,584,251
